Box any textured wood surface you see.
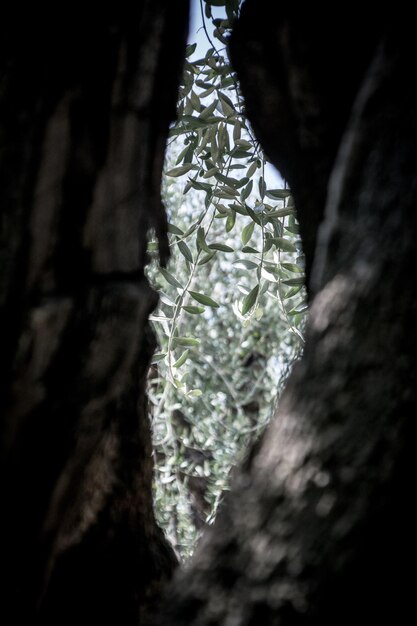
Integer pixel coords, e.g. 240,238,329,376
0,4,188,623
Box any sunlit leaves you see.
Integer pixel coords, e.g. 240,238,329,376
148,0,307,560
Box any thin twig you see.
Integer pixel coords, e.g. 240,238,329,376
199,0,220,56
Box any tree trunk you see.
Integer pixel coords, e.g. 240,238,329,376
2,4,416,626
156,8,416,626
0,4,188,624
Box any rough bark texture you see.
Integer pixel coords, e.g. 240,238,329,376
156,8,416,626
0,4,188,624
2,4,416,626
230,7,380,286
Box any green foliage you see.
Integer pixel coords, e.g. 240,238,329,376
146,0,307,559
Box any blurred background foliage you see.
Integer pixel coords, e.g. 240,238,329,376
146,0,306,559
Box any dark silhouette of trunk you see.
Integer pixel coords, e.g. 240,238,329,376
156,7,416,626
0,4,188,624
1,3,415,626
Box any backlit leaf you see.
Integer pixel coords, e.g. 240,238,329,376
168,223,184,236
178,241,194,263
197,227,212,252
185,43,197,58
182,306,205,314
226,212,236,232
282,277,305,286
209,243,234,252
265,208,294,218
187,389,203,397
241,221,255,245
151,353,166,364
233,120,241,140
198,251,217,265
189,291,220,308
265,189,291,199
240,179,253,202
246,161,258,178
241,284,259,315
190,90,201,110
281,262,304,273
166,164,196,177
273,237,297,252
233,259,257,270
283,285,302,298
235,139,252,149
287,304,309,316
173,350,190,368
172,337,200,347
199,100,218,119
159,268,183,289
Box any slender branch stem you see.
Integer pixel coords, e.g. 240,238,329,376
199,0,220,56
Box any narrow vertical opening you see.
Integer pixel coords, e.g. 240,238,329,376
146,0,307,560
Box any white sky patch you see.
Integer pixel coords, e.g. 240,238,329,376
188,0,283,190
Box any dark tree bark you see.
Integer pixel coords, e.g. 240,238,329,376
0,4,188,624
230,7,381,286
156,7,416,626
2,3,416,626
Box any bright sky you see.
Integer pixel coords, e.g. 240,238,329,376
187,0,283,188
189,0,223,55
